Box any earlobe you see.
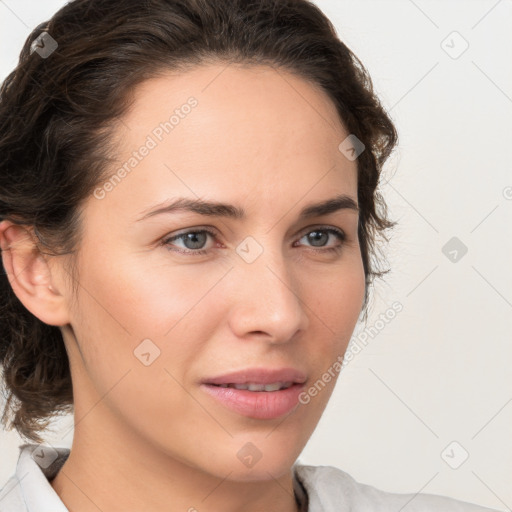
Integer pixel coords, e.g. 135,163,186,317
0,220,71,326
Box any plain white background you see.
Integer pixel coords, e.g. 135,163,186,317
0,0,511,510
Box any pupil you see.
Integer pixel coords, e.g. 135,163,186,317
185,232,206,249
308,231,327,247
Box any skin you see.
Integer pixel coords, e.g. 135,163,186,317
0,62,365,512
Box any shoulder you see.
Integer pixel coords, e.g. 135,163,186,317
293,464,501,512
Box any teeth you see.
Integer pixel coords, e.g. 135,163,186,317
216,382,293,392
233,383,253,390
259,382,281,392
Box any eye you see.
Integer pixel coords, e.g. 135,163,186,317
161,226,346,256
295,227,346,253
161,228,217,255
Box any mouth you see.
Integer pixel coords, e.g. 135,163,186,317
200,367,307,420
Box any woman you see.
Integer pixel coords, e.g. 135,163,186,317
0,1,501,511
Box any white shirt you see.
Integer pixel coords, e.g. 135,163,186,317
0,443,501,511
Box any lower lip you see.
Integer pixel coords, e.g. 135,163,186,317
200,383,305,420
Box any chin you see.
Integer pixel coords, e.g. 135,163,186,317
216,457,297,483
209,432,307,482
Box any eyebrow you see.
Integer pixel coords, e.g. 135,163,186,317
136,193,359,222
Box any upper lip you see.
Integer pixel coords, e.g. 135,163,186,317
202,367,308,386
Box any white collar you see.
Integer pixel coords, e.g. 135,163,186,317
16,443,70,512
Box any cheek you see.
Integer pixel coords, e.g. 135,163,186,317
76,244,227,335
328,268,365,339
299,255,365,389
67,251,207,444
307,253,365,336
69,248,230,387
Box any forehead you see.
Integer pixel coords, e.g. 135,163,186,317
88,63,358,226
119,62,350,159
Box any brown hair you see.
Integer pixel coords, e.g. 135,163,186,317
0,0,398,443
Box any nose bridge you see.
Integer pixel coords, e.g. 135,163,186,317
228,234,308,339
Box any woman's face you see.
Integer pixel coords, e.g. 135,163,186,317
57,63,365,480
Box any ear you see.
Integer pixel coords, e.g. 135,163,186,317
0,220,72,326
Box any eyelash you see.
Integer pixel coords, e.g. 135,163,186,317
161,226,346,256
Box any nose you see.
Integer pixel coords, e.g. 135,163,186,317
226,241,310,343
